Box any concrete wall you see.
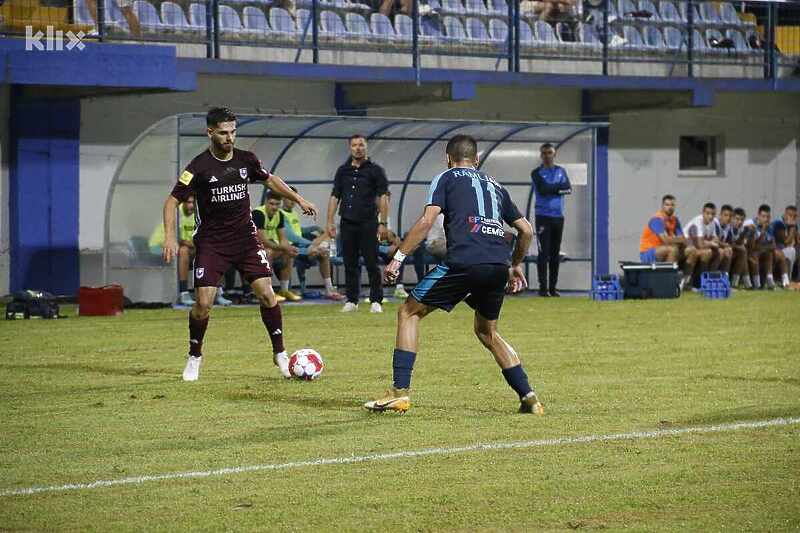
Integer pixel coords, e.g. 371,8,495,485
608,93,800,270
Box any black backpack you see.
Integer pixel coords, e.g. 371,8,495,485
5,290,60,320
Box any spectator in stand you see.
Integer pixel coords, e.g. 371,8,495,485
770,205,797,288
521,0,579,31
744,204,776,290
86,0,141,37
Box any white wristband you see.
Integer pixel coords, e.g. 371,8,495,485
393,250,407,263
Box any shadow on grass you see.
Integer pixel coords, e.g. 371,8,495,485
224,388,366,411
700,373,800,388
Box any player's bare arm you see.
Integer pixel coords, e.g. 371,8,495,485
384,205,441,284
508,217,533,293
378,193,390,241
162,194,180,263
278,227,299,257
326,195,340,238
267,174,317,217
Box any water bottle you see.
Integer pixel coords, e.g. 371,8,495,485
329,239,337,258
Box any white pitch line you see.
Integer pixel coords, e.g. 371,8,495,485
2,416,798,498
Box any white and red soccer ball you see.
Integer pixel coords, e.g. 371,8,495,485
288,349,324,380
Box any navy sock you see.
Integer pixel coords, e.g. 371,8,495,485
501,365,533,399
392,349,416,390
179,280,188,292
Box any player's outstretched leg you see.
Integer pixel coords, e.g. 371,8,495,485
184,287,216,382
251,277,291,378
474,312,543,414
364,298,434,413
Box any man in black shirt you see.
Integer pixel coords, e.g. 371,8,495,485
326,134,390,313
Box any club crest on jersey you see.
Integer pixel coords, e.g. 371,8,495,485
196,268,204,278
239,168,248,180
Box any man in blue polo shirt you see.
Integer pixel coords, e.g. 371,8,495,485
531,143,572,297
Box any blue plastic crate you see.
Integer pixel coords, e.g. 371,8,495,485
700,271,731,299
590,274,624,301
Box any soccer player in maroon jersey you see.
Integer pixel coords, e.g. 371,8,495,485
162,107,317,381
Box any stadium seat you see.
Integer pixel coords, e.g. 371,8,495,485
581,23,599,45
242,6,270,33
533,20,559,46
103,0,130,30
488,0,507,16
464,0,487,15
719,2,749,26
642,25,664,48
218,5,244,33
74,0,95,25
618,0,637,19
519,20,533,45
690,29,708,50
439,0,465,15
161,1,202,31
699,2,722,25
320,10,346,36
465,17,490,42
296,8,312,34
620,25,646,49
679,2,703,23
345,12,370,36
189,2,207,27
658,1,681,23
637,0,659,20
488,18,508,42
421,16,445,39
663,26,683,49
270,7,296,34
370,12,395,39
726,29,749,51
394,13,412,40
442,16,465,40
132,0,165,30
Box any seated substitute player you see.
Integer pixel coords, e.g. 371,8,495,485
162,107,317,381
280,187,345,301
744,204,776,290
150,194,197,305
639,194,698,289
684,202,728,284
253,190,302,302
770,205,797,287
364,134,543,415
720,206,751,288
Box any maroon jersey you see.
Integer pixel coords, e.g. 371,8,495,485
171,148,270,247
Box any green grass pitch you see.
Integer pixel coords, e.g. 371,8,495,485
1,292,798,531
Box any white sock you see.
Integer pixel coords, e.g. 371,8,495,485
280,279,289,291
324,278,334,291
782,273,790,285
742,275,752,288
752,275,761,289
732,274,740,286
767,274,774,283
396,283,404,290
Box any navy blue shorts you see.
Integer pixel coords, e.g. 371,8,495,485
410,263,509,320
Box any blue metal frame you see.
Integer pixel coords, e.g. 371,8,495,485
396,122,472,234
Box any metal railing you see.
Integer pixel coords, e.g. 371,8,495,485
5,0,799,78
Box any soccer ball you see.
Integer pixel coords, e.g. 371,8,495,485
288,349,324,380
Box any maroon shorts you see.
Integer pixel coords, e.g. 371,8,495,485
193,237,273,288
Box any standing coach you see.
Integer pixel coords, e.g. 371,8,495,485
326,134,390,313
531,143,572,297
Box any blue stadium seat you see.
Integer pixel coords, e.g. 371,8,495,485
488,0,507,16
679,2,703,23
74,0,95,25
726,29,749,51
464,0,487,15
270,7,297,34
582,23,600,45
394,13,413,40
320,10,346,36
345,12,370,36
691,29,708,50
642,25,664,48
218,5,244,33
370,12,395,39
442,16,465,40
161,1,202,30
719,2,750,26
519,20,534,45
439,0,466,15
533,20,559,45
133,0,165,30
488,18,507,42
242,6,269,33
465,17,490,42
637,0,659,20
421,16,445,39
296,8,311,33
699,2,722,25
658,1,681,22
189,3,207,27
618,0,637,19
663,26,683,49
621,24,646,49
